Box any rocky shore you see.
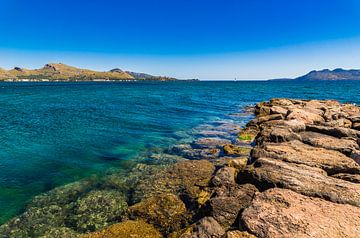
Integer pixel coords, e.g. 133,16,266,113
1,98,360,237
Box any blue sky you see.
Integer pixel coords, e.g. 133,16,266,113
1,0,360,79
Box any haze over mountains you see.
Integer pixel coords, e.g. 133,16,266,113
0,63,176,81
272,68,360,81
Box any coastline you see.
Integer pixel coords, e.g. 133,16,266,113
1,98,360,237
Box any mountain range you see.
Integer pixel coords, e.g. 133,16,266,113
271,68,360,81
0,63,176,81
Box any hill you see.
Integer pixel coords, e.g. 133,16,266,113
271,68,360,81
0,63,176,81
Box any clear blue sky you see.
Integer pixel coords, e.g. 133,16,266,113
1,0,360,79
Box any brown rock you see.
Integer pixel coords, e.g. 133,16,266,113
270,98,294,107
270,106,288,116
257,114,284,124
251,140,360,174
81,220,162,238
332,173,360,183
242,188,360,238
194,137,231,149
223,144,251,156
321,118,352,128
286,108,324,124
226,157,249,170
300,131,359,156
210,184,258,228
243,157,360,207
353,122,360,130
178,217,225,238
212,166,237,187
306,124,360,139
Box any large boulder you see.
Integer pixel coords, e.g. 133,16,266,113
242,157,360,207
286,108,324,124
242,188,360,238
251,140,360,174
177,217,225,238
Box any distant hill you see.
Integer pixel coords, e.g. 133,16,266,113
271,68,360,81
125,71,176,81
0,63,176,81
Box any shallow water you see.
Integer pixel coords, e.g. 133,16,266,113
1,80,360,224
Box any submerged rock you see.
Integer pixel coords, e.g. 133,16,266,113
242,188,360,238
81,220,162,238
175,217,225,238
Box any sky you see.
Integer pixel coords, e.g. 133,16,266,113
0,0,360,79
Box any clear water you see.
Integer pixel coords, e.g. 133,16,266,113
1,80,360,224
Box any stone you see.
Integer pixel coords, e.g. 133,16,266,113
178,217,225,238
257,114,284,124
260,119,306,132
226,157,249,170
81,220,162,238
226,230,257,238
286,108,324,124
242,157,360,207
353,122,360,130
128,193,188,234
321,118,352,128
269,98,294,107
270,106,288,116
300,131,359,156
242,188,360,238
256,126,301,144
209,184,258,228
223,144,251,156
211,166,237,187
306,124,360,139
331,173,360,183
72,190,128,232
193,137,231,149
251,140,360,174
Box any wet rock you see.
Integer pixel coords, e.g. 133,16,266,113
251,140,360,174
209,184,258,228
226,230,257,238
132,160,215,207
300,131,359,156
242,188,360,238
211,166,237,187
169,144,220,160
194,137,231,149
331,173,360,183
72,190,128,232
223,144,251,156
40,227,80,238
194,130,231,138
306,124,360,139
226,157,249,170
286,108,324,124
81,220,162,238
128,193,188,234
243,157,360,207
178,217,225,238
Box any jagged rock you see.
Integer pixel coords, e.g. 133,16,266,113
242,157,360,206
331,173,360,183
178,217,225,238
306,124,360,139
72,190,128,232
300,131,359,156
321,118,352,128
269,98,294,107
212,167,237,187
81,220,162,238
226,157,249,170
353,122,360,130
260,119,306,132
257,114,284,124
256,126,301,144
286,108,324,124
128,193,188,234
242,188,360,238
226,230,257,238
209,184,258,228
251,140,360,174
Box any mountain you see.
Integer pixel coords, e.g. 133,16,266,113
296,68,360,81
125,71,176,81
0,63,176,81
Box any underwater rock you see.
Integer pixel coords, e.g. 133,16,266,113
225,230,257,238
128,193,189,234
81,220,162,238
176,216,225,238
71,190,128,232
223,144,251,156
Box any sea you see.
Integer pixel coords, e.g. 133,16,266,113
1,80,360,224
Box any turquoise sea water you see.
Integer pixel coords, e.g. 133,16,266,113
1,80,360,224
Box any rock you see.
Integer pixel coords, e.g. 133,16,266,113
242,157,360,207
306,124,360,139
353,122,360,130
257,114,284,124
260,119,306,132
40,227,80,238
300,131,359,156
128,193,188,234
269,98,294,107
169,144,220,160
226,230,257,238
193,137,231,149
81,220,162,238
209,184,258,228
194,130,231,138
321,118,352,128
226,157,249,170
242,188,360,238
251,140,360,174
132,160,215,207
212,167,237,187
256,126,301,144
223,144,251,156
331,173,360,183
72,190,128,232
270,106,288,116
178,217,225,238
286,108,324,124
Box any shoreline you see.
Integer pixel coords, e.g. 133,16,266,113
1,98,360,237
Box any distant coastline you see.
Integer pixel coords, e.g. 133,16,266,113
270,68,360,81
